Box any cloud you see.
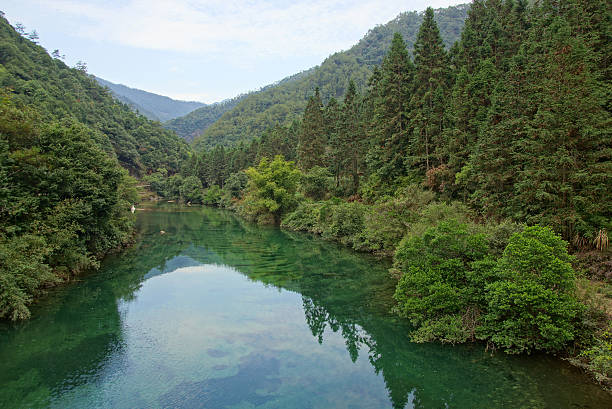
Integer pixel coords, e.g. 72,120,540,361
32,0,460,59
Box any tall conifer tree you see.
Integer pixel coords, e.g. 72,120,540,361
366,33,414,184
297,88,326,170
409,7,450,172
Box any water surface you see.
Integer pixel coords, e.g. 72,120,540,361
1,205,610,408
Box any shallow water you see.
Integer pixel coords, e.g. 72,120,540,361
1,205,610,408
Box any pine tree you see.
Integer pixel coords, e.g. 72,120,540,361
366,33,414,184
324,97,342,185
297,88,326,170
471,0,612,239
339,80,366,193
409,7,450,173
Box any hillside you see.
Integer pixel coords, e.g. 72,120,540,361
189,3,469,150
0,14,194,319
94,76,205,122
164,93,246,142
0,16,190,176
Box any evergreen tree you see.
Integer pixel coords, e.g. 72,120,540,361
366,33,414,184
339,80,366,193
297,88,326,170
324,97,342,185
409,7,450,173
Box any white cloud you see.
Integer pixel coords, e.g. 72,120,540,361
31,0,461,58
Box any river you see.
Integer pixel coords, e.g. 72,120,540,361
1,205,610,408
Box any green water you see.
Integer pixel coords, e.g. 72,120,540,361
1,206,610,409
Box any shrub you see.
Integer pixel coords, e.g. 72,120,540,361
392,220,492,343
202,185,222,206
355,185,435,254
239,156,301,224
180,175,204,203
480,226,584,353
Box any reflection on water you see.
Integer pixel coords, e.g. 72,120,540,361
0,204,610,408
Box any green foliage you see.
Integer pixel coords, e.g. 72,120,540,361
179,175,204,203
297,89,326,170
577,328,612,385
225,171,248,199
0,234,57,320
393,220,492,343
300,166,332,200
202,185,223,207
392,223,584,353
282,200,368,247
239,156,302,224
0,98,136,320
366,33,414,183
480,226,583,353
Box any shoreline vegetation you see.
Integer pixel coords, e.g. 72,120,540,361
141,1,611,388
1,0,610,396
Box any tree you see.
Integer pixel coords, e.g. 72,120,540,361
393,220,492,344
481,226,583,353
297,88,326,170
27,30,38,43
366,33,414,184
75,60,87,73
180,175,204,203
339,80,366,193
408,8,450,173
241,156,302,224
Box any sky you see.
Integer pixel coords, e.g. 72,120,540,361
2,0,464,103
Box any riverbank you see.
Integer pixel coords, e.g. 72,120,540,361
204,186,611,391
2,204,610,408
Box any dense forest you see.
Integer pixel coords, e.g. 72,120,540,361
0,14,192,320
1,0,611,389
180,4,469,149
153,0,611,385
94,76,205,122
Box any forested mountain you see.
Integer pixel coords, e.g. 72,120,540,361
94,76,205,122
189,3,469,150
0,17,190,176
0,15,191,319
164,94,246,142
169,0,611,380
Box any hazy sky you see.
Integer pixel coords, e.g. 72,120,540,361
2,0,464,103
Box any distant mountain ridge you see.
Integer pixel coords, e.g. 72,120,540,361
163,93,247,143
94,76,205,122
183,3,469,150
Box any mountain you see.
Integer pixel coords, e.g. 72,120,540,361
188,3,469,150
94,76,205,122
0,16,190,176
164,93,246,143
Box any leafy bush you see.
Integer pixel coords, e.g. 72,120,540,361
393,223,584,354
239,156,301,224
180,175,204,203
202,185,222,206
356,185,435,253
0,100,136,320
0,234,58,320
392,220,492,343
480,226,584,353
